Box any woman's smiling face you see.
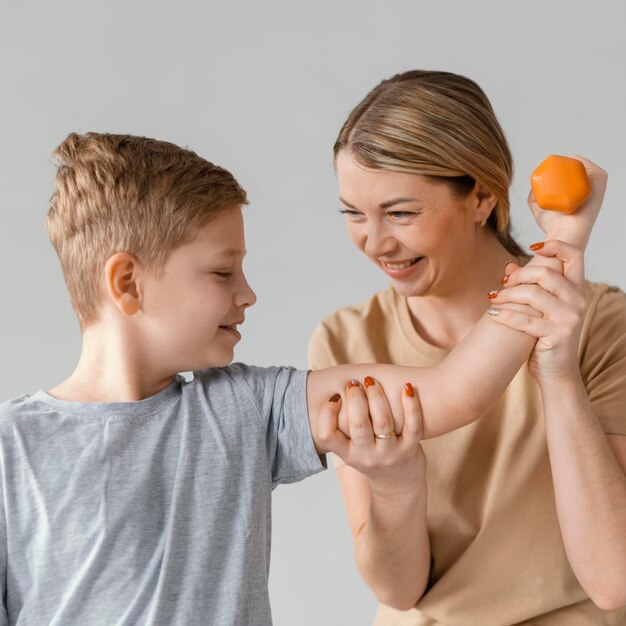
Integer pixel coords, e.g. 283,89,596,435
336,151,489,299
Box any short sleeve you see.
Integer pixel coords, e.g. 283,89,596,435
224,364,326,487
308,324,349,470
0,466,8,625
579,285,626,435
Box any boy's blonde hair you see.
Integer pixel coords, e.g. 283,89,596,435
47,132,247,330
334,70,525,258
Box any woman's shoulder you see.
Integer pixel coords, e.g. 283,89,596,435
580,279,626,356
583,280,626,324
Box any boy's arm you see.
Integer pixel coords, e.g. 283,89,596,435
308,157,606,449
308,317,531,444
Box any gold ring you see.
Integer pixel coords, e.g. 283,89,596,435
374,431,396,440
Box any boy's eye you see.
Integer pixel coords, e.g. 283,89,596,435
214,271,233,278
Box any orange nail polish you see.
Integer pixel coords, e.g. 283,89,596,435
487,290,499,299
329,393,341,402
405,383,415,397
529,242,545,251
364,376,375,388
500,276,509,285
347,379,360,389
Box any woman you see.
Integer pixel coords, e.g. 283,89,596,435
309,71,626,625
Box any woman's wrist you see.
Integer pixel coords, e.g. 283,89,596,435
368,473,428,510
535,366,586,399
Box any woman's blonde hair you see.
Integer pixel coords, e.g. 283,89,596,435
47,132,247,330
334,70,524,257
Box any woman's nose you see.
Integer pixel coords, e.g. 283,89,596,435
363,224,395,259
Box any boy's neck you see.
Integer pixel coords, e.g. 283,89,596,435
48,324,175,403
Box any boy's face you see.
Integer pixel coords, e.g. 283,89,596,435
140,206,256,373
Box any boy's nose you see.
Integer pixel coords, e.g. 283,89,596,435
237,278,257,309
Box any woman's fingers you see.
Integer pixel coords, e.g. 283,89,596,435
526,240,585,287
503,263,579,302
487,307,554,339
492,284,573,319
345,380,377,446
401,383,423,442
316,393,350,457
326,380,427,482
364,376,402,436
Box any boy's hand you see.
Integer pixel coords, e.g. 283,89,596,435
316,379,426,494
529,156,607,252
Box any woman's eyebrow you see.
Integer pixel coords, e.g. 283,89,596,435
379,197,419,209
339,197,419,210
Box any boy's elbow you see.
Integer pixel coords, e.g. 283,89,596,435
585,577,626,612
589,588,626,612
373,589,421,612
358,562,424,612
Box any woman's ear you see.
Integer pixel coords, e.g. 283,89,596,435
472,182,498,226
104,252,143,316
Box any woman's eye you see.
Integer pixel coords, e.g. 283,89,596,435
388,211,415,219
214,271,233,278
339,209,363,220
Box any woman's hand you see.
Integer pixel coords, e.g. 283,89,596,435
487,239,586,384
529,155,607,252
316,378,426,493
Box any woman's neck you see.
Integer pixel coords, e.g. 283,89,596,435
407,237,521,350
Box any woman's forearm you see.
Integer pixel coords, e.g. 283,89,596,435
350,477,430,610
541,376,626,610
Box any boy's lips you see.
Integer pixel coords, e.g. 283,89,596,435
218,319,244,340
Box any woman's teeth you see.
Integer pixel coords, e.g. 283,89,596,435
383,258,420,270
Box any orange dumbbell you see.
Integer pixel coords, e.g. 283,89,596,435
530,155,591,213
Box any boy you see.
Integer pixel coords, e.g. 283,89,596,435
0,133,602,625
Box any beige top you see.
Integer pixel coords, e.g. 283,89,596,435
309,282,626,626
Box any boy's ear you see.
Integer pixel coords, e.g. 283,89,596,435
471,181,498,226
104,252,143,317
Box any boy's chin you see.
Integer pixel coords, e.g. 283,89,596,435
188,352,235,372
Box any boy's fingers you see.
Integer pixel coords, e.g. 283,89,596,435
401,383,423,441
363,376,402,436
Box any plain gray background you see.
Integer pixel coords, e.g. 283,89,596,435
1,1,625,624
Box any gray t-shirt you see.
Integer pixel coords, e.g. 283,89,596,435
0,363,325,626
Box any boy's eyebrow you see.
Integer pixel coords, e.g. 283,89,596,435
213,247,247,258
339,197,419,210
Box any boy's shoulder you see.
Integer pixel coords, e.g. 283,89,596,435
0,393,41,423
0,363,305,427
192,363,306,409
